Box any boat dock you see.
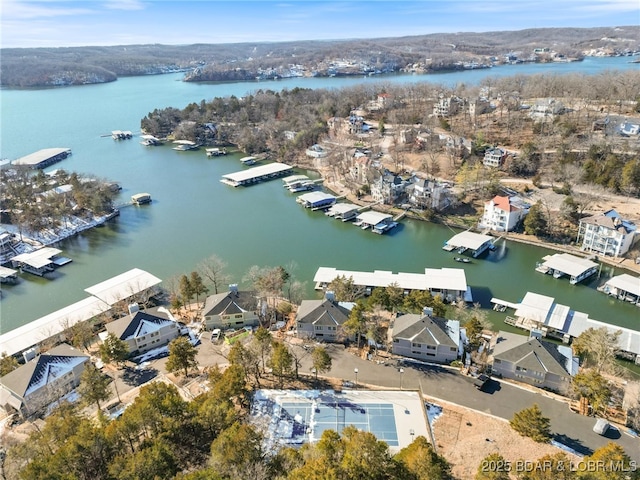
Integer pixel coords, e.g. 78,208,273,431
354,211,398,234
11,247,69,276
296,191,336,210
12,148,72,170
220,163,293,187
534,253,598,284
325,203,360,221
206,147,227,156
172,140,199,151
597,274,640,305
443,231,494,258
112,130,133,140
140,134,162,146
131,193,152,205
491,290,640,363
0,265,19,284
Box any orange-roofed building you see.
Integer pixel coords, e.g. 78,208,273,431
480,195,529,232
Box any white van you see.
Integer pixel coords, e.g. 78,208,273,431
593,418,610,435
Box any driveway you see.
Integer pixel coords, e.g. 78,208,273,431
289,343,639,462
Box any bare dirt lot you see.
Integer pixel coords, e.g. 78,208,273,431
429,398,581,479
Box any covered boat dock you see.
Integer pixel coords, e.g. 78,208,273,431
0,265,18,284
354,211,398,234
221,163,293,187
296,191,336,210
84,268,162,305
11,247,65,276
598,274,640,305
535,253,598,284
444,231,494,257
325,203,360,221
12,148,72,170
314,266,471,302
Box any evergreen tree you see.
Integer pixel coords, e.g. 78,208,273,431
509,404,552,443
0,352,19,376
475,453,511,480
189,271,208,306
77,363,111,410
524,202,548,236
99,332,130,366
165,336,199,377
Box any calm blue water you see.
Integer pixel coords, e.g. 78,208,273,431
0,56,638,334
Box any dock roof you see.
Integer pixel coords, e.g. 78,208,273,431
13,148,71,167
0,265,18,279
356,211,392,225
84,268,162,306
221,163,292,184
0,297,110,357
446,231,493,251
314,266,468,293
12,247,62,269
604,274,640,297
514,292,555,324
297,191,335,204
326,203,359,215
539,253,598,278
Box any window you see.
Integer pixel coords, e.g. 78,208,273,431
315,326,323,330
426,345,436,350
450,347,457,352
412,342,421,348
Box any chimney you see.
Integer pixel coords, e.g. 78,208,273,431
422,306,433,317
325,290,335,303
128,303,139,315
229,284,239,296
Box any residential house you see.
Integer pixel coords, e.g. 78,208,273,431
433,96,460,117
490,331,577,394
576,209,638,258
529,99,564,121
408,177,452,211
202,285,260,330
371,172,407,205
483,147,507,168
296,292,352,342
468,98,492,120
620,121,640,137
479,195,529,232
103,307,181,356
390,312,460,364
0,343,89,418
349,150,372,184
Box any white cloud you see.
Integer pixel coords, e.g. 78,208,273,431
103,0,146,11
2,0,94,20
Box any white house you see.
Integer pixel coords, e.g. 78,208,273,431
577,209,637,258
103,307,181,356
483,147,507,168
0,343,89,418
479,195,529,232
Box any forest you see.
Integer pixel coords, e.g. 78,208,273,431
2,26,638,87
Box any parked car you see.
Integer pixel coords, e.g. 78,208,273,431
474,374,490,390
211,328,221,342
593,418,610,435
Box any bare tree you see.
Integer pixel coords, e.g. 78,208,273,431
198,254,231,294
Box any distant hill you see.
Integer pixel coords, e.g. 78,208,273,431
1,26,638,87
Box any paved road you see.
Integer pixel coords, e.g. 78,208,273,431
288,343,639,462
104,338,637,462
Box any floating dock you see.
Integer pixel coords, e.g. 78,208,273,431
112,130,133,140
206,147,227,156
220,163,293,187
12,148,72,170
444,231,494,258
0,265,19,284
296,191,336,210
354,211,398,234
131,193,152,205
11,247,66,276
597,274,640,305
535,253,598,284
172,140,199,151
325,203,360,221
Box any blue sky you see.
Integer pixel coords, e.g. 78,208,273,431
2,0,639,48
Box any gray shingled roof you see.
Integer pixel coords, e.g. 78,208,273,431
493,338,570,377
105,309,173,340
392,314,457,347
202,290,258,317
0,343,88,397
296,299,351,327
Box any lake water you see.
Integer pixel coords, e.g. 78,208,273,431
1,56,638,334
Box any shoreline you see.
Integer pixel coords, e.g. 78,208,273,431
317,173,640,277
